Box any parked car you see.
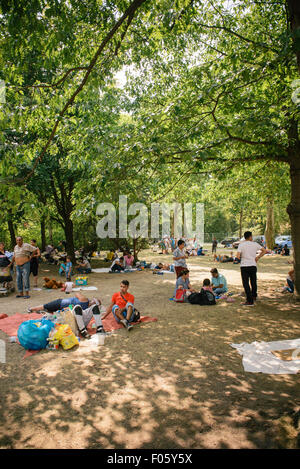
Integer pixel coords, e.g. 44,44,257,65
220,237,239,247
274,235,292,249
275,235,291,244
253,235,265,246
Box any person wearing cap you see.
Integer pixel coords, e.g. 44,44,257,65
210,268,228,295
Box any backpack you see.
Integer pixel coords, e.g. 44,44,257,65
174,288,186,303
188,288,216,306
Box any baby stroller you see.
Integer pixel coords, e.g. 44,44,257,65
0,267,15,296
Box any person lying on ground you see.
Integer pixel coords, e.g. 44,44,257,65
76,257,92,273
210,268,228,295
281,269,294,293
28,292,100,313
154,262,170,270
202,278,213,293
102,280,138,331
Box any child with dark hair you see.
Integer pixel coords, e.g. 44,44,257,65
202,278,213,293
103,280,137,331
65,256,72,281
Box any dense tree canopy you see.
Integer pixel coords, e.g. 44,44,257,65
0,0,299,294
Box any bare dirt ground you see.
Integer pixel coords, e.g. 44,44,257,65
0,247,299,449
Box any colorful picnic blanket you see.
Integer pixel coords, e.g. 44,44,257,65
0,312,158,357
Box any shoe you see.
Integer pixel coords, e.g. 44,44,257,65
127,323,133,331
120,319,128,328
79,328,91,339
241,302,254,306
96,326,105,334
73,305,82,315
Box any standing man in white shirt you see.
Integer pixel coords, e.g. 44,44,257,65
236,231,267,306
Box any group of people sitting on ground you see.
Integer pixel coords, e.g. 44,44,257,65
172,231,272,307
109,252,135,272
28,279,139,335
274,244,290,256
173,267,228,302
104,249,135,272
59,256,92,279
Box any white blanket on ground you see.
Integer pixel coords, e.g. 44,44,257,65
72,286,98,291
231,339,300,374
92,268,137,273
91,268,110,273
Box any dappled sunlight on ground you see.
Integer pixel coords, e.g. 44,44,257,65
0,248,299,448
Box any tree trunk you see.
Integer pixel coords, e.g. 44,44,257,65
287,0,300,74
133,238,138,262
48,220,53,245
239,208,243,239
287,163,300,299
64,218,75,263
40,216,46,252
7,215,16,250
264,197,275,249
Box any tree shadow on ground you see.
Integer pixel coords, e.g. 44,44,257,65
0,255,299,449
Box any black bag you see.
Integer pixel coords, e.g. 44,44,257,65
188,288,216,306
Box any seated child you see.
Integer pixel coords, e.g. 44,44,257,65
110,257,125,272
202,278,213,292
59,262,66,276
64,281,74,294
282,269,294,293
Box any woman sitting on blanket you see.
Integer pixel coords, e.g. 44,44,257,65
174,269,195,300
124,252,134,269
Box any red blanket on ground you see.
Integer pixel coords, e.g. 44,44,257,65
0,312,158,358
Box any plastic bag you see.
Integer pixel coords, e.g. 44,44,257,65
52,324,79,350
55,308,78,335
17,318,54,350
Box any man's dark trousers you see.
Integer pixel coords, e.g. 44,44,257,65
241,266,257,304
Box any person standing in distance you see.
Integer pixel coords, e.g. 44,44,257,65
212,237,218,254
236,231,267,306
